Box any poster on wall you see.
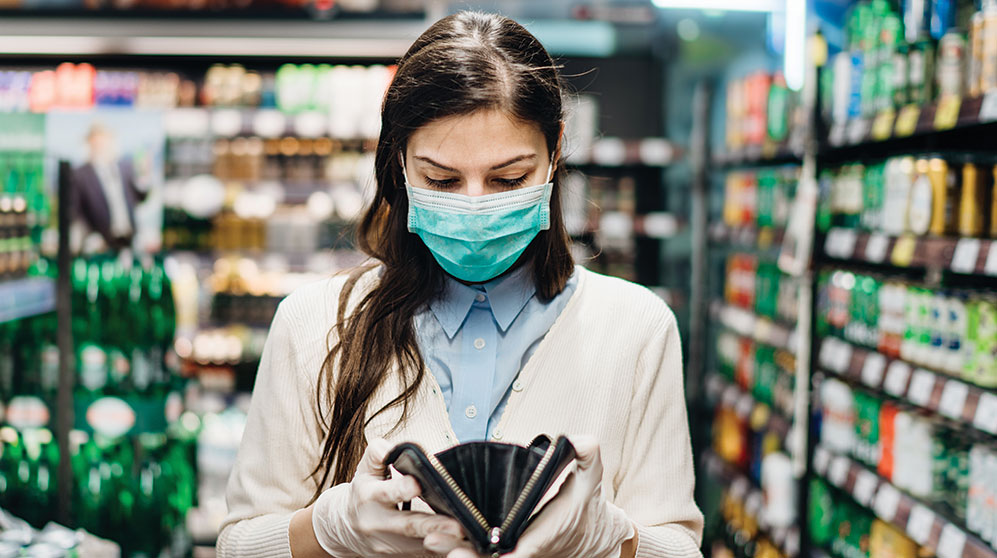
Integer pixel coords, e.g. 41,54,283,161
45,108,165,254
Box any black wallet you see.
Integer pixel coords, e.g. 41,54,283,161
384,434,576,556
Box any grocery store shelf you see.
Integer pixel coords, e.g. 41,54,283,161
824,92,997,155
0,277,55,324
708,223,786,252
0,17,423,58
711,143,803,169
709,300,799,354
566,137,682,168
705,372,794,439
812,445,997,558
702,449,801,558
822,228,997,277
816,336,997,438
164,108,380,142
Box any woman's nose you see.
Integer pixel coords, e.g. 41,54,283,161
463,180,488,197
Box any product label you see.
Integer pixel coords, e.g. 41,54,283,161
980,90,997,121
829,455,850,486
934,95,961,130
872,109,895,140
895,104,921,136
39,345,59,393
984,242,997,276
854,469,879,506
85,397,136,439
79,344,108,392
5,396,50,429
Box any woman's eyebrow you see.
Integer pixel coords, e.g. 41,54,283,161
414,153,537,172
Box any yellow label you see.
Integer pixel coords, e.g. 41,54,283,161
872,109,895,140
891,235,917,266
757,227,774,249
761,141,777,159
895,104,921,137
934,95,961,130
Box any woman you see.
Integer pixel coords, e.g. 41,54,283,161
218,11,702,558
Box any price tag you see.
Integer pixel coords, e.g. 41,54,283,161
937,523,967,558
985,242,997,276
829,122,847,146
865,233,890,263
872,109,895,140
891,235,917,267
854,469,879,506
981,90,997,121
874,483,902,521
861,353,887,387
973,392,997,435
935,95,962,130
813,446,831,474
829,456,850,487
938,381,969,420
830,342,854,373
895,104,921,137
951,238,981,274
883,361,912,396
819,338,842,370
907,369,936,407
251,109,286,138
847,118,869,144
906,504,935,545
210,108,243,137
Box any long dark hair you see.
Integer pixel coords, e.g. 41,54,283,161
311,10,575,495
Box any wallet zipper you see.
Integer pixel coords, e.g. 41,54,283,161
425,440,559,555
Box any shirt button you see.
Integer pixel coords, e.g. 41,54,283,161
475,293,486,302
512,380,524,392
473,338,486,350
492,429,503,440
465,405,478,419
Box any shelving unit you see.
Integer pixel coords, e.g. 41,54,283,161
823,228,997,276
812,445,997,558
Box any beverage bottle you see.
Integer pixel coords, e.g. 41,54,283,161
78,258,108,395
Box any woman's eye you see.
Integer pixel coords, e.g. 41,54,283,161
425,177,459,189
494,174,529,188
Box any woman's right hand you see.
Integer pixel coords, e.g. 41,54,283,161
311,438,477,558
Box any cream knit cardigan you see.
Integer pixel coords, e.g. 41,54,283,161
217,265,703,558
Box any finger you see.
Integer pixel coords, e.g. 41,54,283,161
370,474,422,505
355,438,394,478
389,511,464,540
424,532,473,554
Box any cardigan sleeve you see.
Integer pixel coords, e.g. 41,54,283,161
216,298,324,558
613,307,704,558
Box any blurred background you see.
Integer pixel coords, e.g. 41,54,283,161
1,0,997,557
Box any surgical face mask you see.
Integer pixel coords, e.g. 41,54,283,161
403,161,553,283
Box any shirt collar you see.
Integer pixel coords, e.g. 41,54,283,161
428,265,536,338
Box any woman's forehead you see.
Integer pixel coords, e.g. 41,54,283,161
407,109,548,170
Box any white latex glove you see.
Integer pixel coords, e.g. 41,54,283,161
503,435,635,558
312,438,476,558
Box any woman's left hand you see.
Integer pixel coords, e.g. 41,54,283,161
502,435,636,558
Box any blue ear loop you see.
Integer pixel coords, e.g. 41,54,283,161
400,155,554,282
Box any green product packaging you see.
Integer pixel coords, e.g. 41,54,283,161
809,478,835,546
853,391,882,467
757,170,776,227
754,346,778,406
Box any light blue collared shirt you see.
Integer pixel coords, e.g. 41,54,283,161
414,265,578,443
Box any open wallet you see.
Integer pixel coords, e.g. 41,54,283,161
384,434,576,557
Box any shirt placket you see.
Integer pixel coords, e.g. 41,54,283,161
453,294,498,442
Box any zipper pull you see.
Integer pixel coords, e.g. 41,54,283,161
488,526,501,557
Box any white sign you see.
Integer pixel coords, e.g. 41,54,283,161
865,233,890,263
937,523,967,558
907,369,936,407
829,456,850,487
938,381,969,421
861,353,887,387
906,504,935,545
854,470,879,506
973,392,997,435
951,238,981,274
884,360,912,396
873,484,901,521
